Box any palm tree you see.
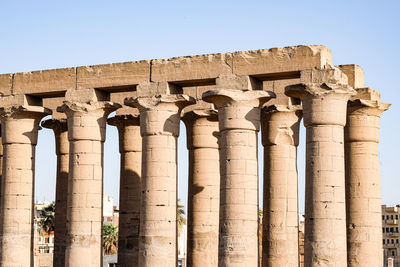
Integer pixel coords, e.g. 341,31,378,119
177,199,186,230
103,224,118,255
38,202,55,235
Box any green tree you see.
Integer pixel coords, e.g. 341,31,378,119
38,202,55,235
103,224,118,255
178,199,186,230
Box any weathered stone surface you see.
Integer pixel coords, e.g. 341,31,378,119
338,64,364,88
233,45,331,76
58,90,120,267
345,88,390,267
13,67,76,96
203,85,274,267
182,102,219,267
77,60,150,90
151,53,232,83
0,106,50,267
108,115,141,267
0,74,12,96
261,105,302,267
286,67,356,267
41,119,69,267
125,91,194,267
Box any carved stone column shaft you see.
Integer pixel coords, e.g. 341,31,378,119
0,103,50,267
58,92,120,267
42,119,69,267
108,114,142,267
183,106,220,267
286,68,355,267
345,88,390,267
261,105,301,267
125,92,195,267
203,80,274,267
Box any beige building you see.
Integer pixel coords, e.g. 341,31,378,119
0,45,389,267
382,205,400,267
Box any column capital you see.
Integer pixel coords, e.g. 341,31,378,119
285,68,356,127
41,119,69,156
0,95,51,119
182,101,219,150
346,88,390,143
202,89,275,108
181,101,218,124
0,95,51,144
348,88,390,116
57,101,121,116
261,105,302,146
41,118,68,134
124,94,195,112
203,89,274,132
125,94,195,137
285,67,355,100
108,114,140,128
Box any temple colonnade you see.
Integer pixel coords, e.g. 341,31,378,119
0,45,389,267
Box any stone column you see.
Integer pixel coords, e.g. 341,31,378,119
125,89,195,267
0,98,51,266
41,119,69,267
108,114,141,266
261,105,302,267
345,88,390,267
57,89,120,267
182,102,220,267
286,68,355,267
203,74,274,267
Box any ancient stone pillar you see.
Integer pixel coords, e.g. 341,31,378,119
57,89,120,267
345,88,390,267
182,102,220,267
286,68,355,267
203,74,275,267
0,96,51,266
261,105,302,267
125,87,195,267
108,114,142,266
41,119,69,267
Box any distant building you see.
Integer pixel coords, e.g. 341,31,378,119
178,225,187,267
33,202,54,267
382,205,400,267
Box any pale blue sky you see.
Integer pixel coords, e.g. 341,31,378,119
0,1,399,213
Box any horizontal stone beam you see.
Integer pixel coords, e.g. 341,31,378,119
0,45,332,98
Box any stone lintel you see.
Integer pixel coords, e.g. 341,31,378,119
13,67,76,96
233,45,332,76
1,45,331,98
338,64,364,88
77,60,150,90
151,52,232,83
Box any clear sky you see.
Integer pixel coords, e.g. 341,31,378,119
0,0,399,213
